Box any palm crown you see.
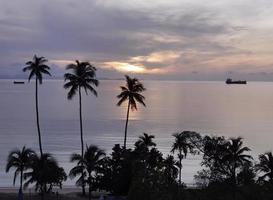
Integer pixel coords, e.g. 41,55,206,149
171,131,196,158
257,152,273,183
23,55,51,83
6,146,35,186
64,60,99,99
135,133,156,149
225,137,252,166
70,145,105,197
117,75,146,110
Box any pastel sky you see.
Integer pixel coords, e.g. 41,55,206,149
1,0,273,80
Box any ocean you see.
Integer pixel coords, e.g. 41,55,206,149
0,79,273,187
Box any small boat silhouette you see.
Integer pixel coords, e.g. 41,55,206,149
13,81,25,84
226,78,247,84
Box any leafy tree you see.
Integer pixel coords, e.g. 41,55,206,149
201,135,230,183
23,55,51,156
107,145,134,195
64,60,99,195
117,75,146,148
6,146,36,199
201,136,252,186
162,155,178,185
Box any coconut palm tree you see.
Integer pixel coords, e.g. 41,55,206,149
224,137,252,185
24,153,66,199
135,133,156,150
171,131,196,184
257,152,273,184
23,55,51,156
163,155,178,184
64,60,99,195
6,146,36,199
117,75,146,149
70,145,105,200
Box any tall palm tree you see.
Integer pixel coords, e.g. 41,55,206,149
64,60,99,195
257,152,273,184
171,131,195,184
6,146,36,199
70,145,105,200
224,137,252,185
117,75,146,149
23,55,51,156
135,133,156,150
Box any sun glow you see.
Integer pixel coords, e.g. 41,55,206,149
119,64,146,73
104,62,146,73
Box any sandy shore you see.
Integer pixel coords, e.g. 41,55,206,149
0,187,107,200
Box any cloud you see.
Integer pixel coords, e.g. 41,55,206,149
1,0,273,80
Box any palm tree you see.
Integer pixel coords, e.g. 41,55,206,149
23,55,51,156
24,153,66,199
135,133,156,150
117,75,146,149
163,155,178,184
257,152,273,184
224,137,252,186
64,60,99,195
70,145,105,200
171,131,195,184
6,146,35,198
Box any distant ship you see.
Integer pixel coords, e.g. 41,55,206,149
226,78,247,84
13,81,25,84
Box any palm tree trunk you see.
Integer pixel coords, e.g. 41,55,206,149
19,169,23,200
232,165,236,200
35,77,43,156
79,87,86,196
88,174,92,200
123,101,130,149
179,151,182,185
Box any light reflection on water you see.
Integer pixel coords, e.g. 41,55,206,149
0,80,273,186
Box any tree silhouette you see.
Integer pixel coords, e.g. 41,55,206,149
162,155,178,185
23,55,51,156
24,153,66,200
64,60,99,195
257,152,273,184
6,146,35,199
135,133,156,150
224,137,252,186
70,145,105,200
117,75,146,149
171,131,197,184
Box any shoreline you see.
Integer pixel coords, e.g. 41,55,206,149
0,186,83,194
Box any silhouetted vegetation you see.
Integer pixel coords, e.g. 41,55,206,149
6,146,35,199
6,65,273,200
6,134,273,199
64,60,99,196
117,75,146,149
23,55,51,156
69,145,105,200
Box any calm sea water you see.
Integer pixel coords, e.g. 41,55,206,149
0,79,273,187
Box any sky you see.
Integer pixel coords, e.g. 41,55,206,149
1,0,273,80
